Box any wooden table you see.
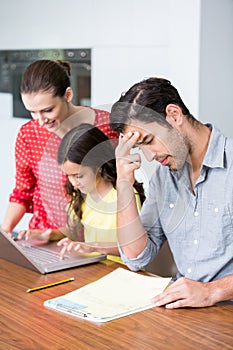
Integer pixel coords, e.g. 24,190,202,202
0,258,232,350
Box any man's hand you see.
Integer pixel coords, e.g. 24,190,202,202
116,132,141,185
152,277,215,309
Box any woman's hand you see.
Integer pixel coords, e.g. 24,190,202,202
17,228,64,241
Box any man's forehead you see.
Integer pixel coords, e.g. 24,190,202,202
123,120,171,146
124,120,165,136
124,121,150,134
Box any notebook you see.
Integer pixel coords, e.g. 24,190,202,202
44,267,171,322
0,228,106,274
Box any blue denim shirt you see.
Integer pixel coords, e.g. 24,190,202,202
120,125,233,282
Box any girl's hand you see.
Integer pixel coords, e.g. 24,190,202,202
57,238,95,259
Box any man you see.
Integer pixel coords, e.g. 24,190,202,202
110,77,233,308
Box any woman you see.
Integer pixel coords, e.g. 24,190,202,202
2,60,118,237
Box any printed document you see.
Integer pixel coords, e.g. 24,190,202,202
44,267,171,322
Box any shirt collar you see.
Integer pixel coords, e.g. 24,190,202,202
202,123,226,169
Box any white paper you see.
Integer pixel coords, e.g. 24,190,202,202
44,268,171,322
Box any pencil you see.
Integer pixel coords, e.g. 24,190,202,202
26,277,75,293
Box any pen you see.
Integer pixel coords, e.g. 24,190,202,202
26,277,75,293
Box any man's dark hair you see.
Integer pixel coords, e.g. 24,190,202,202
110,77,195,133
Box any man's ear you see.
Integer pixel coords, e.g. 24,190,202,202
165,104,183,127
65,87,73,102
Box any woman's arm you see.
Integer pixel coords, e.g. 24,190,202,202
1,202,26,234
4,124,37,234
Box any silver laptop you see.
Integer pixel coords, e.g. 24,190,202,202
0,228,106,274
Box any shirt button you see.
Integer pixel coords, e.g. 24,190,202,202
169,203,174,208
194,211,199,217
193,239,198,245
214,207,219,213
187,268,192,273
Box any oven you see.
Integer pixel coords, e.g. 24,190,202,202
0,49,91,118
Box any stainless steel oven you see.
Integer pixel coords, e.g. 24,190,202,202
0,49,91,118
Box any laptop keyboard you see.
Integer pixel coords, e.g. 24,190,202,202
20,243,69,265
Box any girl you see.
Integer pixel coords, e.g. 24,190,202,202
56,123,145,258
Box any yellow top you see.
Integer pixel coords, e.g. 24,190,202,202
69,187,142,263
81,187,141,242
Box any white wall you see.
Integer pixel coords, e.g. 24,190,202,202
0,0,201,229
199,0,233,137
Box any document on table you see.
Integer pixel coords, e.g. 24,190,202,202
44,267,171,323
